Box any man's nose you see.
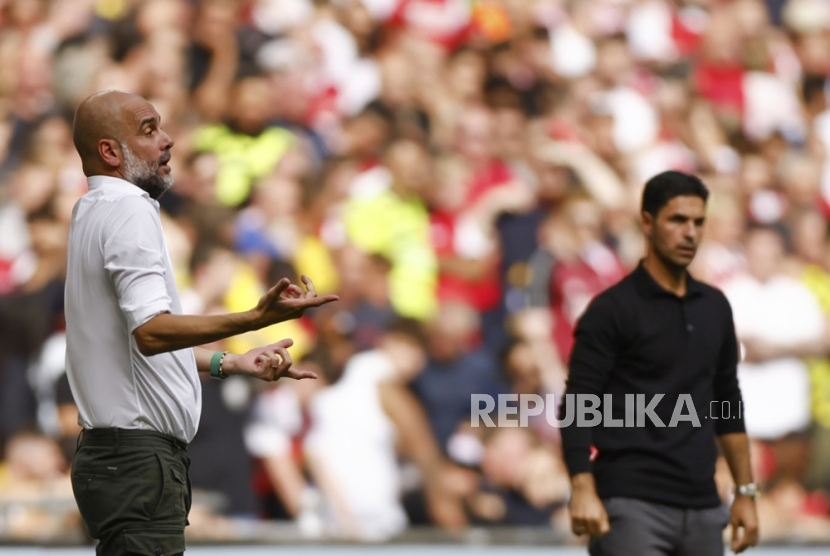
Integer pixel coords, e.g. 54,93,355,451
161,130,174,150
684,221,699,241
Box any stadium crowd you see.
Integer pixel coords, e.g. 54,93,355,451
2,0,830,545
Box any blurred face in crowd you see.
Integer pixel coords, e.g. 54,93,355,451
792,210,828,266
781,155,820,207
427,302,479,361
504,341,542,396
386,139,432,197
567,198,603,245
595,37,631,86
428,156,468,211
745,227,785,283
456,107,493,165
642,195,706,271
706,195,744,246
493,106,526,161
382,332,427,382
447,49,486,102
481,428,534,489
231,78,273,135
9,164,55,213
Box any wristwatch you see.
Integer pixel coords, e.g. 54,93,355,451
735,483,760,499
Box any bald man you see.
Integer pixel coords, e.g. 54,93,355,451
65,91,337,555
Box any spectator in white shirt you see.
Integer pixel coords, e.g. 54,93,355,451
723,225,825,482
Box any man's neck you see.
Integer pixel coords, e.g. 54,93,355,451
642,253,688,297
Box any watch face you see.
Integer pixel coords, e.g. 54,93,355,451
738,484,759,497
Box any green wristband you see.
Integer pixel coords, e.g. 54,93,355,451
210,351,228,379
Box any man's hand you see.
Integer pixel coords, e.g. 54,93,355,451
223,339,317,382
730,495,759,553
568,473,610,537
252,275,338,327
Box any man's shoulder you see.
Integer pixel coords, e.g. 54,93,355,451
690,277,732,309
590,271,637,306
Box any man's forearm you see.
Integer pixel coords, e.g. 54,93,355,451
718,432,754,486
194,347,218,374
134,311,260,356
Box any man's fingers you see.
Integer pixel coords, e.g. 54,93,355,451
286,368,318,380
731,523,743,553
570,513,608,537
283,284,304,298
746,523,759,547
571,517,586,535
266,278,291,302
733,522,759,553
301,274,317,297
307,294,339,307
586,517,602,537
261,351,281,377
274,347,293,372
265,338,294,351
571,516,597,536
597,511,610,536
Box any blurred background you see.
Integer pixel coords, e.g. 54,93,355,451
2,0,830,551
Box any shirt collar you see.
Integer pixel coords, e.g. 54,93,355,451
86,175,158,207
633,260,704,300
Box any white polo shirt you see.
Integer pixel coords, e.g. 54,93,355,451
65,175,201,443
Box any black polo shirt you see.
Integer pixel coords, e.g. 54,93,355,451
560,262,745,509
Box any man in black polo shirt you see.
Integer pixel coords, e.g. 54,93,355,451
561,171,758,554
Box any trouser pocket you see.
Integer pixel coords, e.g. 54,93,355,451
123,525,185,555
151,451,190,527
71,447,163,538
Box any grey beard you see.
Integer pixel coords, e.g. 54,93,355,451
120,142,173,200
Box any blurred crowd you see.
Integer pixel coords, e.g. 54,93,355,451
4,0,830,545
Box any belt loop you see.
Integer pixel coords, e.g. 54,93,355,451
114,428,120,453
76,429,84,451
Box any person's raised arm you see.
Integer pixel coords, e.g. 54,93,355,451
134,276,337,356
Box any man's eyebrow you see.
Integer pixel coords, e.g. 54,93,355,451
139,116,158,128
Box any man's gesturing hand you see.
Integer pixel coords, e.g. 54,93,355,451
253,275,338,327
568,473,610,537
223,339,318,382
730,495,759,553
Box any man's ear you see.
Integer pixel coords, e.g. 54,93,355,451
98,139,121,169
640,210,654,237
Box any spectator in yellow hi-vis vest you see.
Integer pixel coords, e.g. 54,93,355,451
344,140,438,320
192,77,293,207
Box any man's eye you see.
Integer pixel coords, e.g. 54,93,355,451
146,129,154,136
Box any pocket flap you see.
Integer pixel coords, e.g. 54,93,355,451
123,527,185,555
171,467,187,485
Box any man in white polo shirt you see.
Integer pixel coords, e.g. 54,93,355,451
65,90,337,556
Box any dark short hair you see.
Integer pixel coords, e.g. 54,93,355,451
385,317,428,350
641,171,709,217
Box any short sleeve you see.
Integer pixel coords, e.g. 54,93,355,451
103,197,172,332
